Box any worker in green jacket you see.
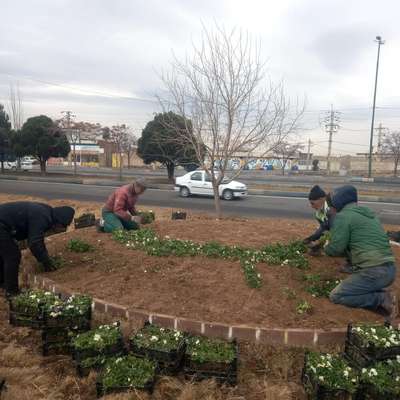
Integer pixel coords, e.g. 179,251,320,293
325,185,397,319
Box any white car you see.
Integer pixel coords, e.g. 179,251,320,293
175,170,248,200
2,161,18,170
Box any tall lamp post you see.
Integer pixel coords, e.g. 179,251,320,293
368,36,385,178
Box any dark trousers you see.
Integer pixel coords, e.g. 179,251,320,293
0,226,21,294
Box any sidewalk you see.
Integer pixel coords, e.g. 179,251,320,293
1,173,400,204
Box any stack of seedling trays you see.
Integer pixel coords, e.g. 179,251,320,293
129,323,186,375
345,323,400,399
183,335,238,385
74,213,96,229
8,289,60,329
41,294,92,356
96,355,157,397
72,322,126,377
172,210,187,220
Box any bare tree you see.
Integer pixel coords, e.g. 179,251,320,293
160,24,304,217
273,141,304,175
8,83,24,130
121,129,137,169
110,124,129,180
382,130,400,176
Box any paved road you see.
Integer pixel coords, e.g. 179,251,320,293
1,180,400,224
29,165,400,192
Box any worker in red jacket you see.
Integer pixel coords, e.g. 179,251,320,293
100,178,146,233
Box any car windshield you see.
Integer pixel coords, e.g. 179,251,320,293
205,174,231,184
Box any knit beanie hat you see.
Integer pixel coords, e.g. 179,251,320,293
308,185,326,201
53,206,75,227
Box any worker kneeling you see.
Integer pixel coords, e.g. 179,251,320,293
0,202,75,297
325,185,397,319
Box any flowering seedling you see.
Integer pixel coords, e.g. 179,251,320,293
98,355,157,394
296,300,313,315
186,335,236,364
137,210,155,225
352,324,400,349
304,352,359,395
360,357,400,397
303,274,341,298
66,238,93,253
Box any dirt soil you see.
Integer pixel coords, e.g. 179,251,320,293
3,193,399,329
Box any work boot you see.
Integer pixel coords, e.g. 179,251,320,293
381,291,398,322
340,263,353,274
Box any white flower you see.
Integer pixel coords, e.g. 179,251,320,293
343,370,349,377
150,335,158,342
93,334,102,341
318,376,324,381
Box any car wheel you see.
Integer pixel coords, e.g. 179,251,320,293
11,166,17,171
222,189,234,200
179,186,190,197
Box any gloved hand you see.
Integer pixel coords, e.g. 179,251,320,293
131,215,142,224
308,243,323,256
303,237,312,245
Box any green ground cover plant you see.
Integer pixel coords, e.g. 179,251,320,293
66,238,94,253
185,335,236,364
113,228,308,289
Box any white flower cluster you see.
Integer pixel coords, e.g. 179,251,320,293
353,325,400,348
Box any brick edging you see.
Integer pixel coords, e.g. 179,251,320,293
24,273,399,347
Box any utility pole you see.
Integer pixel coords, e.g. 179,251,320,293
368,36,385,178
306,138,312,171
61,111,78,175
324,105,340,175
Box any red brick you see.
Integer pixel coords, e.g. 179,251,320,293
204,323,230,339
152,314,175,329
107,302,128,319
317,329,346,346
258,328,285,345
287,329,315,347
232,326,256,342
176,318,203,335
93,299,107,313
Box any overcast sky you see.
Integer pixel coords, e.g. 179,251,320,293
1,0,399,156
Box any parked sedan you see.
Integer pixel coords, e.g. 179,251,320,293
175,170,247,200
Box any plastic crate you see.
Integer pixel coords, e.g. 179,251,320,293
183,340,238,385
9,300,44,329
74,213,96,229
355,384,400,400
172,211,187,220
302,371,356,400
345,324,400,367
42,341,72,356
73,337,126,363
43,306,91,330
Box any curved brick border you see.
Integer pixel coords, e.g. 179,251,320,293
23,272,399,347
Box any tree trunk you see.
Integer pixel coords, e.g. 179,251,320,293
212,183,222,218
40,160,46,175
127,153,131,169
0,161,4,174
394,159,399,177
166,162,175,182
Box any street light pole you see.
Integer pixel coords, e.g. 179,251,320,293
368,36,385,178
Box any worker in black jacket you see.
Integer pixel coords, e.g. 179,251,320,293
0,202,75,296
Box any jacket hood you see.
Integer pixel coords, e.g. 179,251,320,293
53,206,75,227
331,185,358,212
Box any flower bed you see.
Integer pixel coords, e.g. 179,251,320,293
96,355,157,397
358,358,400,399
129,323,185,374
184,335,238,385
345,324,400,368
9,290,60,329
302,352,359,400
72,323,125,376
113,228,308,289
303,274,341,298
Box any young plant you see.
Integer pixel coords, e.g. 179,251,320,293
296,300,313,315
303,274,341,298
137,210,155,225
11,290,59,315
67,238,94,253
73,323,122,353
351,324,400,348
